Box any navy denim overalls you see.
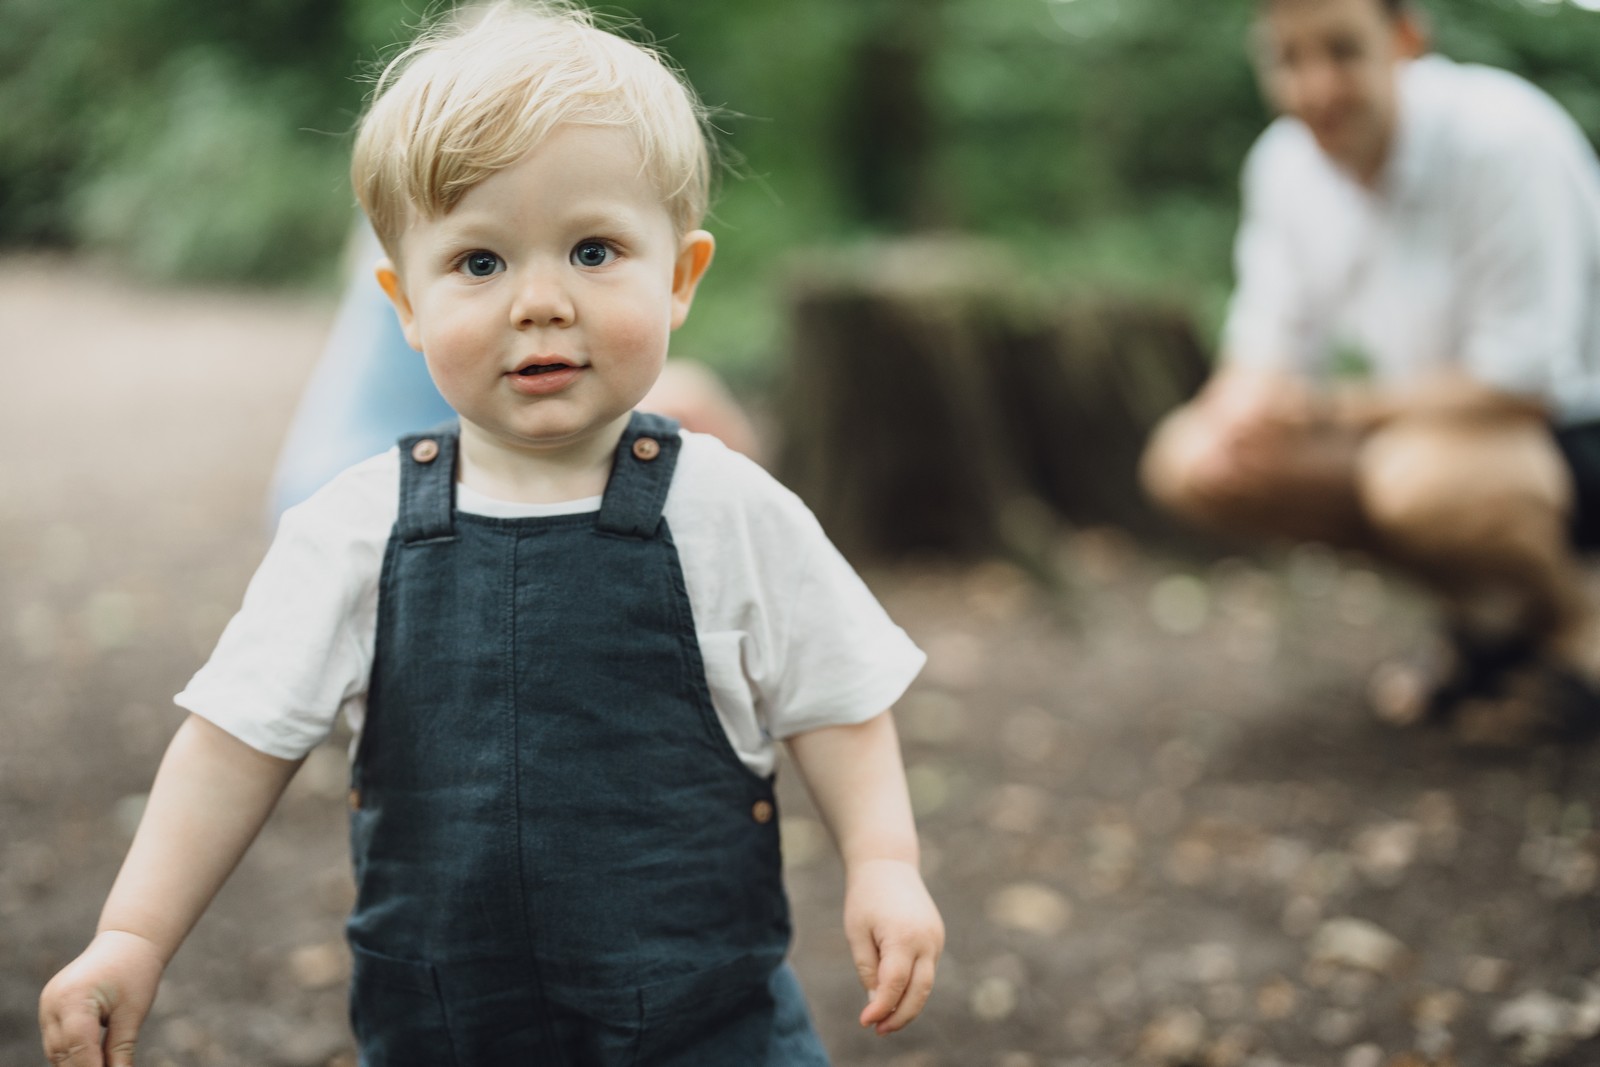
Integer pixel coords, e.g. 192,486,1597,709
346,412,831,1066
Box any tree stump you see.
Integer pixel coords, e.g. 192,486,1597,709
774,236,1212,563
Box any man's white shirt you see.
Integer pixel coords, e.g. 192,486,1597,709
1224,54,1600,425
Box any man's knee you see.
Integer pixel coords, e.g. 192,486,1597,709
1140,404,1231,521
1357,421,1568,556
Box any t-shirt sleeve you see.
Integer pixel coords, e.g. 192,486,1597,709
174,456,393,759
753,502,926,740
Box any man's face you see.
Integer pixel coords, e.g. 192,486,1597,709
1254,0,1424,181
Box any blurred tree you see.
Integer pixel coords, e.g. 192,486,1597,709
834,0,941,229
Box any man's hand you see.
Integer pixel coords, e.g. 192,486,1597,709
1191,369,1321,490
39,930,165,1067
844,858,944,1035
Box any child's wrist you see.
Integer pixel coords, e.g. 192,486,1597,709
842,852,922,881
93,925,177,967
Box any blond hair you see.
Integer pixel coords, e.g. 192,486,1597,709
352,1,711,259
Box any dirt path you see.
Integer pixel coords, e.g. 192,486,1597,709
3,256,1600,1067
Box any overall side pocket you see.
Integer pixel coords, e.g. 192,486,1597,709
635,954,777,1064
349,944,458,1067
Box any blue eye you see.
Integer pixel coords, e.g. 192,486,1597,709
571,241,613,268
462,251,503,277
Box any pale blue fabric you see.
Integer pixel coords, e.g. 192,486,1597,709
268,226,453,522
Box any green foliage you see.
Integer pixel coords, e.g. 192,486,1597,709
934,0,1262,228
5,0,1600,369
71,55,354,283
0,0,375,282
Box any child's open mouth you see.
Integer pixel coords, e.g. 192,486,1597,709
507,360,582,395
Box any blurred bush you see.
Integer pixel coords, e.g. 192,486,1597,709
72,55,353,284
1,0,368,281
3,0,1600,368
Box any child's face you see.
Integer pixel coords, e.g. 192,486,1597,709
377,125,714,461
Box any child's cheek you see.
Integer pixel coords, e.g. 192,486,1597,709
417,311,493,393
599,291,676,359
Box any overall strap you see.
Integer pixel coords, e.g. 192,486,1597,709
596,412,682,539
396,421,460,544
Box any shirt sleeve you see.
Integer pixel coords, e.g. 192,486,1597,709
754,503,926,740
174,455,394,758
1452,120,1597,411
1221,131,1315,374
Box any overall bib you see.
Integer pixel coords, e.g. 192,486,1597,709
347,413,830,1066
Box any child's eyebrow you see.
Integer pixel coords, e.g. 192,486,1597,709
429,213,505,244
558,205,656,236
432,202,661,246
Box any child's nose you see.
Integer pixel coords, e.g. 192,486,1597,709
510,269,575,328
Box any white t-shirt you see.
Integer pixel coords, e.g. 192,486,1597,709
1223,55,1600,425
176,431,925,777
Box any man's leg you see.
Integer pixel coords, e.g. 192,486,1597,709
1143,386,1600,741
1356,415,1600,742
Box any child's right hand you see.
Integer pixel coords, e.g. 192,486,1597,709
844,857,944,1035
39,930,165,1067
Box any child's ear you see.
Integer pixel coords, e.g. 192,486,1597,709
669,230,716,330
375,259,423,352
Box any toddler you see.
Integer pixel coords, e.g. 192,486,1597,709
38,3,942,1064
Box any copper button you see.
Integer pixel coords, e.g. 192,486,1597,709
632,437,661,462
411,438,440,464
348,789,362,811
751,799,774,824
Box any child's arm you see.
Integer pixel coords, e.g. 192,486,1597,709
786,710,943,1035
39,714,303,1067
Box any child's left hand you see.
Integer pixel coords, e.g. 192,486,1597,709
843,857,944,1034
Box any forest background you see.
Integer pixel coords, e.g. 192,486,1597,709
11,5,1600,1063
6,0,1600,385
